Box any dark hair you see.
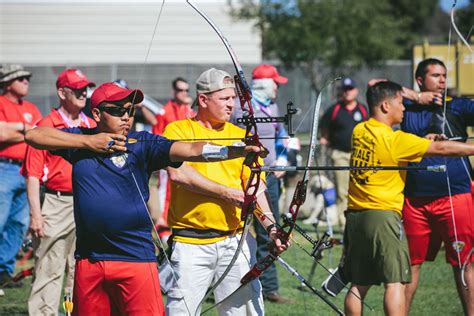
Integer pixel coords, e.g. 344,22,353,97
415,58,446,79
172,77,188,90
366,80,403,113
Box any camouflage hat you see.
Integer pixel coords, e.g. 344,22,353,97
0,64,32,84
196,68,235,94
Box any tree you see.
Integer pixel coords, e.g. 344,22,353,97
229,0,437,92
457,0,474,41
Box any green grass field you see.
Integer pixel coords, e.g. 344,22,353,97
0,223,463,315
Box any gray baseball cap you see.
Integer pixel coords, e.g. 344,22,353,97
0,64,32,84
196,68,235,94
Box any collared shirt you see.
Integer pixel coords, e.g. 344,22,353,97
22,108,96,192
401,97,474,197
0,95,42,160
163,118,265,245
152,99,195,135
56,128,181,262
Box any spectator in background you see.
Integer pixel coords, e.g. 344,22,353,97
22,69,96,314
231,64,291,303
0,64,42,288
152,77,194,135
320,78,368,228
152,77,195,241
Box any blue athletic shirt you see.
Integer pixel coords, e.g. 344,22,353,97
55,128,182,262
401,98,474,197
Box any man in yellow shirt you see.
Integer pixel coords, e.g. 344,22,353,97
344,81,474,316
163,68,287,316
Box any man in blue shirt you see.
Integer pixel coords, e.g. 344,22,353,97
25,82,265,315
401,58,474,315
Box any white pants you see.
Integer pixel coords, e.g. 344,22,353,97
165,234,264,316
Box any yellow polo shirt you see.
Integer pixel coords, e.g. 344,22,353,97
163,118,265,244
348,118,431,215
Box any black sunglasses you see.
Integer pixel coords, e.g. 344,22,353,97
175,88,189,92
63,87,88,98
16,76,31,82
98,105,136,117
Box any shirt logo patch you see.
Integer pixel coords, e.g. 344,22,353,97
353,111,362,122
110,153,128,168
23,112,33,123
452,240,465,253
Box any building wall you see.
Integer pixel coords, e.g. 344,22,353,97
0,0,262,64
0,1,413,135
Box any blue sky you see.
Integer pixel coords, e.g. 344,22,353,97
439,0,470,12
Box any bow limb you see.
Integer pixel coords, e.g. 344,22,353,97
275,257,344,315
201,255,345,316
443,0,472,289
0,267,34,288
186,1,264,314
284,78,341,238
240,77,341,279
126,162,193,315
450,1,473,53
123,1,194,314
208,78,342,314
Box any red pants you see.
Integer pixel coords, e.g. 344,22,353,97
403,193,474,266
72,259,164,316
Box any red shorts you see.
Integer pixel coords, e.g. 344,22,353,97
73,259,164,316
403,193,474,266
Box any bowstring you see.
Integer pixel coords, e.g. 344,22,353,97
271,78,338,305
443,1,464,274
122,0,192,314
132,0,166,98
127,161,192,316
183,2,262,312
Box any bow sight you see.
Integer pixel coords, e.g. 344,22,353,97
237,101,299,137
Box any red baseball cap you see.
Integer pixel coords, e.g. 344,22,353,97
56,69,95,90
252,64,288,84
90,82,144,110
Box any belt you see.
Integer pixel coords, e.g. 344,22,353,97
0,157,23,166
45,188,73,197
172,228,237,239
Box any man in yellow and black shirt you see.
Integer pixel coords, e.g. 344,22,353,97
163,68,288,316
344,81,474,316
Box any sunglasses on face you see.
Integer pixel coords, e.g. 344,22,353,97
175,88,189,93
63,87,88,98
98,105,136,117
15,76,31,82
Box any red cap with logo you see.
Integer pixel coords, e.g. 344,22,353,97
252,64,288,84
90,82,144,110
56,69,95,90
